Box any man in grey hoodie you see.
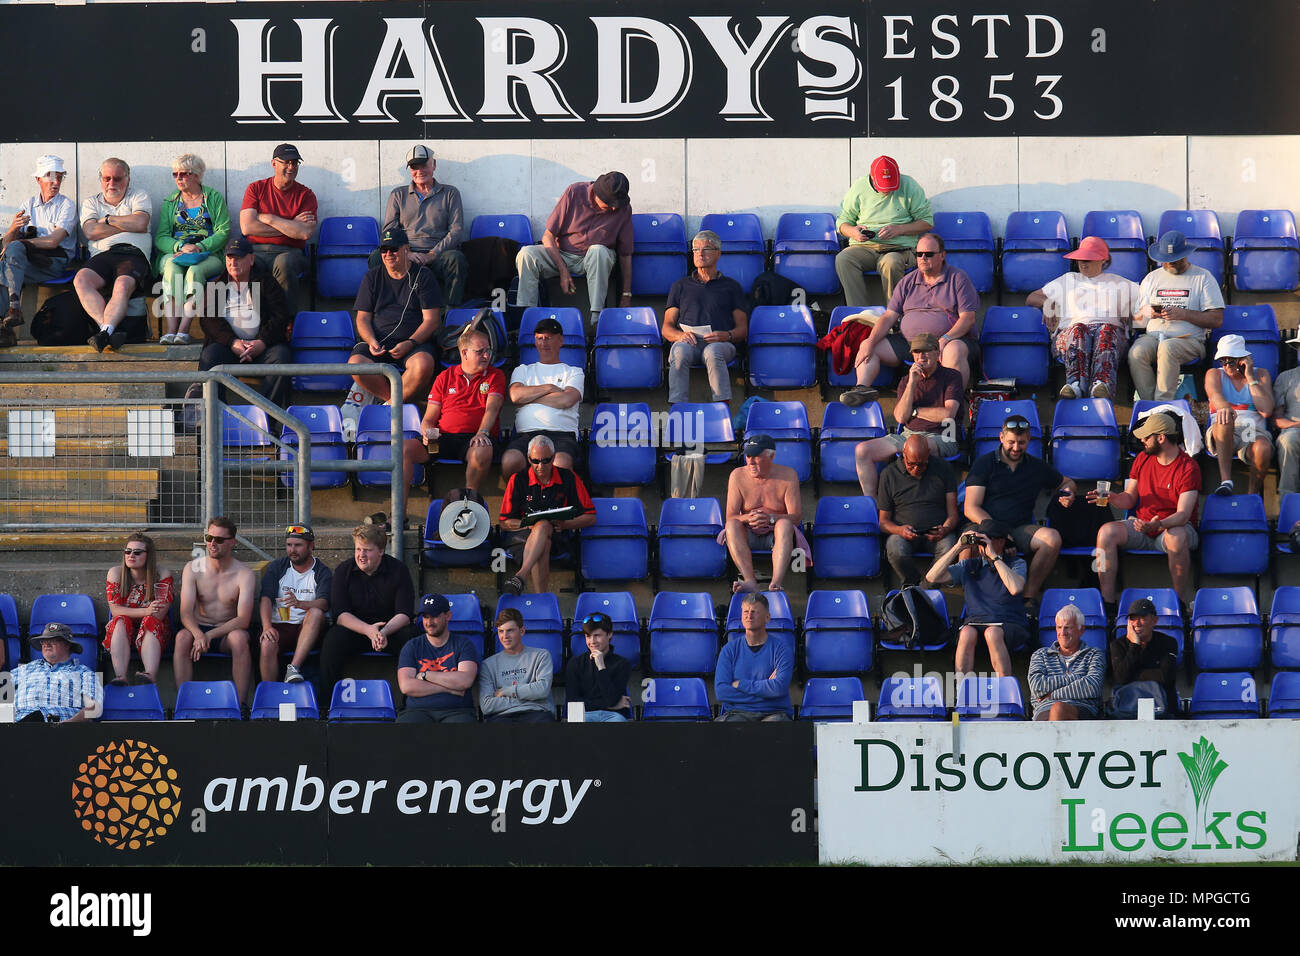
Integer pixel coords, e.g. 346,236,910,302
478,607,555,722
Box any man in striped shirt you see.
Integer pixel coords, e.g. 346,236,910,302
1028,605,1105,720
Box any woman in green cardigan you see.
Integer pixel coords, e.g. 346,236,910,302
154,153,229,343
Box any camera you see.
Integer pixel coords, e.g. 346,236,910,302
960,532,980,545
22,226,37,239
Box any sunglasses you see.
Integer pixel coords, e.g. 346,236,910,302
528,456,554,465
172,171,196,179
582,614,613,626
285,525,311,537
1004,418,1031,430
204,533,233,543
1218,358,1242,366
915,250,942,258
378,246,403,254
123,548,147,556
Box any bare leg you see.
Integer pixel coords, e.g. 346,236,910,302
954,624,978,675
517,521,553,591
769,517,794,590
173,629,196,685
1095,522,1125,602
108,621,131,681
293,608,325,670
1249,438,1272,496
259,632,280,683
465,444,493,492
1164,527,1194,605
227,630,252,706
138,635,162,680
349,355,393,403
983,626,1012,677
725,516,758,592
1024,528,1062,601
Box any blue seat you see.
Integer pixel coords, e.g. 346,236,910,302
877,588,951,652
446,593,486,659
934,211,995,293
174,680,243,720
877,675,946,721
1269,587,1300,669
972,399,1042,460
799,677,865,721
819,401,887,484
772,212,840,294
1189,672,1259,719
290,310,357,390
29,593,99,670
222,405,273,461
980,306,1050,384
641,677,711,721
662,401,737,469
811,496,881,579
281,405,347,489
1081,210,1149,283
1001,211,1070,294
1267,671,1300,717
443,308,508,367
251,681,320,720
656,498,727,580
1,593,21,666
593,308,663,390
327,679,396,721
955,675,1026,720
420,499,494,569
1192,587,1263,672
494,594,565,670
569,591,641,662
518,307,587,368
470,214,534,246
355,403,423,487
827,307,895,389
1231,209,1299,292
700,212,765,293
648,592,719,676
101,683,166,721
1209,305,1281,380
803,590,872,674
1199,494,1268,578
580,498,649,582
748,306,817,388
1037,588,1107,651
1050,399,1119,480
315,216,378,300
630,213,687,295
724,590,796,656
1114,587,1185,665
1278,493,1300,556
1159,210,1225,286
744,401,812,481
587,402,656,487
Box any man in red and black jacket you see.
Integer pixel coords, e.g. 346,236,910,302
499,434,596,595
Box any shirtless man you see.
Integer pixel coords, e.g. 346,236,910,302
173,516,257,706
725,434,802,593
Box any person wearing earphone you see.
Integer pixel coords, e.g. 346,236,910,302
348,225,441,406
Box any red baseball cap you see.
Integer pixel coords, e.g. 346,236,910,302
870,155,901,192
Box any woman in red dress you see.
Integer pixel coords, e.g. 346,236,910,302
104,532,173,685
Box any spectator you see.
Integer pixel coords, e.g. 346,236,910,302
499,434,597,595
714,592,794,721
501,315,584,477
347,225,441,412
0,154,76,347
1025,235,1140,400
478,607,555,723
1128,230,1224,401
194,237,293,407
103,532,173,687
564,611,633,722
319,522,418,700
256,524,331,685
725,434,802,594
839,231,979,402
375,144,467,306
925,519,1028,679
396,593,480,724
1273,333,1300,495
76,157,152,352
834,155,933,305
12,623,100,723
155,152,230,344
853,332,962,497
239,143,316,313
415,324,505,491
515,171,633,328
964,414,1076,604
1109,597,1179,717
1092,412,1199,607
662,229,747,405
173,516,257,707
876,434,959,586
1204,333,1273,496
1028,604,1105,721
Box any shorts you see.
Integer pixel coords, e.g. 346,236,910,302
959,520,1038,556
1033,700,1099,721
884,330,980,366
267,621,303,651
964,619,1032,652
506,429,580,463
504,527,575,560
350,340,435,370
103,613,171,653
747,529,775,550
1205,417,1272,461
882,428,962,460
1119,516,1198,554
82,248,150,296
435,431,499,463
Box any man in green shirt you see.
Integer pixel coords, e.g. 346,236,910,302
834,155,933,305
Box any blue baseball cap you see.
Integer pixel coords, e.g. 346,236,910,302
419,593,451,617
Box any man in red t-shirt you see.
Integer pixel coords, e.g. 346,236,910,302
1090,412,1200,605
239,144,318,313
415,326,505,491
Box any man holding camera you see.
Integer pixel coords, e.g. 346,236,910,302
1,155,77,346
925,519,1028,680
834,155,932,306
1204,333,1273,496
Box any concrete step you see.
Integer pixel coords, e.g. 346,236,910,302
0,382,168,401
0,344,201,375
0,466,160,499
0,500,152,522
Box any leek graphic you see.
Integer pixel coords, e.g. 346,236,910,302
1178,736,1228,843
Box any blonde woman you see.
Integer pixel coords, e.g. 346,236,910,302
104,532,174,684
154,153,229,343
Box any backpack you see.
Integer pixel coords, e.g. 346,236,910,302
435,307,506,368
748,270,799,310
881,586,952,650
967,380,1019,430
30,291,96,345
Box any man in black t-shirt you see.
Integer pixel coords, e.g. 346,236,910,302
1109,597,1179,715
348,225,442,405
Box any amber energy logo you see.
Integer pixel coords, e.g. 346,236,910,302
72,740,182,850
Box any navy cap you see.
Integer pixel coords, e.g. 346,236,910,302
272,143,303,163
225,236,253,257
420,593,451,617
977,518,1010,540
742,434,776,457
379,225,409,249
533,317,564,335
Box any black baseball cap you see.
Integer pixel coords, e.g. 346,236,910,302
743,434,776,457
1127,598,1158,618
273,143,303,163
420,593,451,617
977,518,1010,540
379,225,409,249
533,317,564,335
593,171,630,209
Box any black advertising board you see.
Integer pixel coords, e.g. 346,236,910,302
1,0,1296,141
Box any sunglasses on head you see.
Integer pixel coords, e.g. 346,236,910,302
582,614,612,627
204,533,233,543
1004,418,1031,430
529,456,554,465
285,525,311,537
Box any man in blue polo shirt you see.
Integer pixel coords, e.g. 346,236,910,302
714,592,794,721
662,229,748,404
395,593,480,723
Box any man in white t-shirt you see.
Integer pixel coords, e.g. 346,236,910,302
501,316,585,477
1128,230,1225,401
257,524,332,684
1,154,78,346
74,157,153,351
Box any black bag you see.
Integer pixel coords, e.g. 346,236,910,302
748,269,799,309
435,307,506,368
30,291,96,345
1046,495,1112,550
1111,680,1168,718
881,585,952,650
